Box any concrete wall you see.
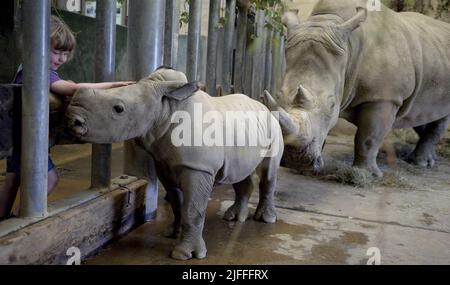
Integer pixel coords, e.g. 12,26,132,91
55,11,129,82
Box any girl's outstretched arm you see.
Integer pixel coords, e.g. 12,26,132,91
50,80,136,97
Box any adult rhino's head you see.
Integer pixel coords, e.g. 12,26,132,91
265,7,367,172
66,78,198,144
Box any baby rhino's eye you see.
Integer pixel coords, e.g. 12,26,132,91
114,104,124,113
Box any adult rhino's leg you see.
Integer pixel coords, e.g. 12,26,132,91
171,170,214,260
223,173,256,222
254,158,278,223
407,115,450,167
353,102,398,177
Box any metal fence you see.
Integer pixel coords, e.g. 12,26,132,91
6,0,286,218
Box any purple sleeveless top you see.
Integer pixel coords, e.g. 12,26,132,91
13,65,61,85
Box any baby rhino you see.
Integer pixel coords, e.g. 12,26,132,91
66,67,284,260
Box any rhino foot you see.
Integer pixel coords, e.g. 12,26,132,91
223,203,249,222
171,239,207,260
406,150,437,168
254,204,277,224
353,161,383,178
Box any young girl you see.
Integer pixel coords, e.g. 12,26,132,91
0,15,135,220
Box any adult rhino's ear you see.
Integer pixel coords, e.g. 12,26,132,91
282,9,300,33
338,7,367,36
163,81,200,101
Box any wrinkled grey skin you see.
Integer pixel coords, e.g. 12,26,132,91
66,67,284,260
264,0,450,177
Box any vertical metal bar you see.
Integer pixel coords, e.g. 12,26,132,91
127,0,165,78
164,0,180,68
243,10,253,97
91,0,115,189
80,0,86,15
254,10,266,99
20,0,50,218
270,32,282,96
248,10,264,100
234,2,248,94
205,0,220,96
126,0,165,221
222,0,236,94
264,28,273,93
13,0,22,71
120,0,128,26
186,0,202,82
281,32,286,79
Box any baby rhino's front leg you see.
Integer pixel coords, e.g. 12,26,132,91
170,170,214,260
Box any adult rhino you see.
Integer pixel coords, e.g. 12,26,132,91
66,67,283,260
264,0,450,177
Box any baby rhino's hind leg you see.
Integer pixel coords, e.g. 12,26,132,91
254,158,278,224
223,174,256,222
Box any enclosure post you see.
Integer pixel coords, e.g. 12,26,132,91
186,0,202,81
222,0,236,94
91,0,116,189
80,0,86,15
244,9,265,100
13,0,22,71
125,0,165,221
205,0,220,96
234,1,248,94
164,0,180,68
270,32,283,96
264,28,273,93
251,10,265,100
20,0,50,218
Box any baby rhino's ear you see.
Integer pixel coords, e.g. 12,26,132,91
164,81,200,101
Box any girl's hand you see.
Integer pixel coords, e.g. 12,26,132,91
112,81,136,88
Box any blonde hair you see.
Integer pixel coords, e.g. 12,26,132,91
50,15,76,59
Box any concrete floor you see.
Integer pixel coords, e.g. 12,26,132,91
1,130,450,265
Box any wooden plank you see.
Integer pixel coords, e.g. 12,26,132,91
0,178,148,264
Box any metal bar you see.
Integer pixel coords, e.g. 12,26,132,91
252,10,265,100
20,0,50,218
270,32,282,95
120,0,128,26
125,0,165,221
222,0,236,94
91,0,116,189
246,9,265,99
80,0,86,15
234,2,248,94
164,0,180,68
127,0,165,79
186,0,202,82
13,0,22,71
264,28,273,93
205,0,220,96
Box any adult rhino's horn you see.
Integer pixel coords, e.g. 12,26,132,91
263,90,299,137
338,7,367,34
295,85,315,110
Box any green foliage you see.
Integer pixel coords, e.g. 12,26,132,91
179,1,189,28
251,0,286,34
179,0,286,33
